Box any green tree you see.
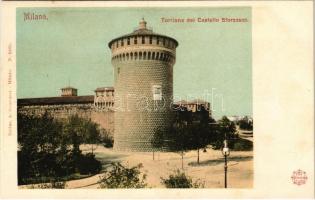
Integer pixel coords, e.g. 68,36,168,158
190,122,210,164
62,115,88,156
98,163,147,188
100,128,114,148
170,121,194,170
18,112,66,184
161,169,204,188
18,113,103,185
83,120,101,155
210,116,237,150
151,128,165,160
238,116,253,131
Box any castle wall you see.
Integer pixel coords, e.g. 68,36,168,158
18,104,115,137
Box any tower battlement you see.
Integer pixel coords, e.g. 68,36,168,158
109,19,177,66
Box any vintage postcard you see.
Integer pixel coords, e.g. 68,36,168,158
0,1,314,198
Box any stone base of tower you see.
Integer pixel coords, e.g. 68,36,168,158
113,141,158,152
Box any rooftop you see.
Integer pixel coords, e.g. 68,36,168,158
18,95,94,106
108,18,178,48
61,86,77,90
94,87,114,92
174,99,210,105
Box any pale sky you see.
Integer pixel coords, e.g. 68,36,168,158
17,7,252,119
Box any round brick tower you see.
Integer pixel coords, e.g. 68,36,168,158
108,19,178,151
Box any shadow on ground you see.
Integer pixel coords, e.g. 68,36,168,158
188,156,253,167
94,152,129,171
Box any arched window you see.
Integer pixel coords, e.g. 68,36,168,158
156,52,159,60
123,53,125,61
130,52,133,60
119,54,122,61
149,36,152,44
160,53,164,60
134,37,137,44
148,52,151,60
127,38,130,45
152,52,155,60
121,39,124,47
143,52,147,60
142,36,145,44
139,52,142,60
126,53,129,60
135,52,138,60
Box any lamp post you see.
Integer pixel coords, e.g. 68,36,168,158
221,139,230,188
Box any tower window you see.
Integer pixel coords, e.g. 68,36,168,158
139,52,142,59
149,36,152,44
152,85,162,100
121,39,124,46
142,36,145,44
127,38,130,45
134,37,137,44
143,52,147,60
157,37,160,45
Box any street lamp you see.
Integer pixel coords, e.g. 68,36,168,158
221,139,230,188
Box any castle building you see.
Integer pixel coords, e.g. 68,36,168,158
109,19,178,151
18,87,115,136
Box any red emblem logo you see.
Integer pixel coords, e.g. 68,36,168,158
291,169,308,186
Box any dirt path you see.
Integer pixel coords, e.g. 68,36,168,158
64,146,253,189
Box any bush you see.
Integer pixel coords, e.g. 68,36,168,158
101,129,114,148
230,138,253,151
161,170,204,188
98,163,147,188
102,136,113,148
27,179,66,189
238,118,253,131
76,153,102,175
